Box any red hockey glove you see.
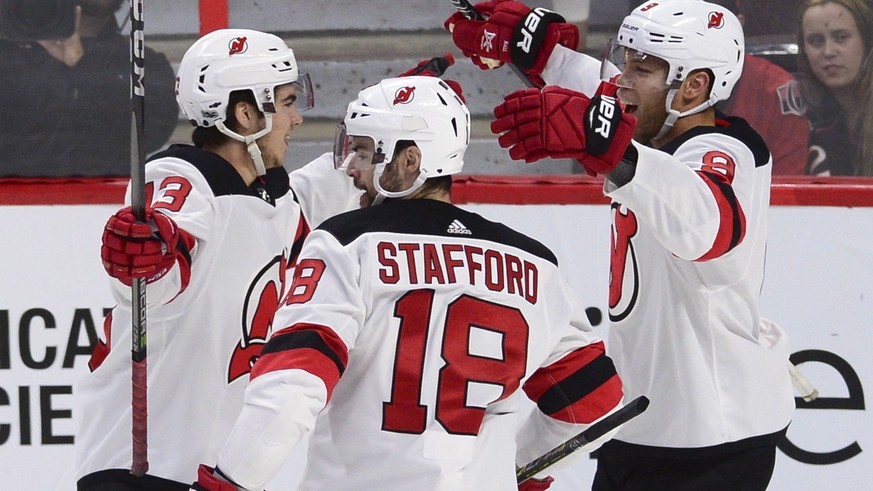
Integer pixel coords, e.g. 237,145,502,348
398,53,466,103
101,206,190,286
519,476,555,490
491,82,636,174
191,464,239,491
444,0,578,83
399,53,455,78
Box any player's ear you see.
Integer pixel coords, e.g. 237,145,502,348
233,101,262,135
401,145,422,177
680,69,712,105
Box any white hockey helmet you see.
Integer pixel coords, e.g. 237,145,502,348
614,0,744,136
176,29,313,175
176,28,313,127
334,76,470,203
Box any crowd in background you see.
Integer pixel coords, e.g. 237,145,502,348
0,0,871,177
0,0,177,177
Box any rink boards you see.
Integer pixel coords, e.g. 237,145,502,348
0,176,871,490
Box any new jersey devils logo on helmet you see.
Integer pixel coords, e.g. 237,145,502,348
393,86,416,105
228,36,248,55
708,11,725,29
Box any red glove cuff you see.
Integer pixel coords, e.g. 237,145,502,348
519,475,555,491
192,464,239,491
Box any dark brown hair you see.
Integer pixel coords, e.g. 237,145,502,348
191,89,258,149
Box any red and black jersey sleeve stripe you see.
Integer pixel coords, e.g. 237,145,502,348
695,170,746,261
288,213,311,268
523,341,623,424
169,228,196,300
251,323,349,402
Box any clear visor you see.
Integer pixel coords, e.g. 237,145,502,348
293,72,315,112
333,123,386,171
602,40,650,83
602,39,673,91
262,73,315,114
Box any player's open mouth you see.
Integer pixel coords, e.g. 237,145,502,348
624,104,638,115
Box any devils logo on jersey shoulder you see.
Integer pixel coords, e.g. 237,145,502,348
394,86,416,105
227,253,289,383
708,11,725,29
228,36,248,56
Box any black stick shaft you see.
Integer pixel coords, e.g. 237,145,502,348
129,0,148,477
516,396,650,484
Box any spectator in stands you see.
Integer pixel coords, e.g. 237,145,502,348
0,0,177,177
739,0,806,37
798,0,873,176
712,0,810,175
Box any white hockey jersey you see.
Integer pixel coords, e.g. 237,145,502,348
544,46,795,451
74,146,358,485
215,198,624,491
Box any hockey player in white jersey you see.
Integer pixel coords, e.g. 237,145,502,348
74,29,358,489
447,1,795,490
192,76,625,491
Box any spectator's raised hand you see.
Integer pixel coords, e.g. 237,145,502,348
37,5,83,67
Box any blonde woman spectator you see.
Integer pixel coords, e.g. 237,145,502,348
799,0,873,176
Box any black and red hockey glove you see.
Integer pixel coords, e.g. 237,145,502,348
444,0,578,85
101,205,192,286
491,82,636,174
398,53,456,78
398,53,466,103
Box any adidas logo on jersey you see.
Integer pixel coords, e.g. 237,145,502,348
447,220,472,235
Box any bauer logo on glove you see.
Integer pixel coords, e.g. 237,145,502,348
511,7,569,71
586,94,620,155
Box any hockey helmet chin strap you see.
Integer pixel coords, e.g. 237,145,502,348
216,115,274,176
655,84,719,140
371,162,426,206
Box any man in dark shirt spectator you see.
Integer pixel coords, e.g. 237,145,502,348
0,0,177,177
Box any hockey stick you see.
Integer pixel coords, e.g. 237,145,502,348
516,395,650,484
129,0,149,477
448,0,537,87
789,362,819,402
